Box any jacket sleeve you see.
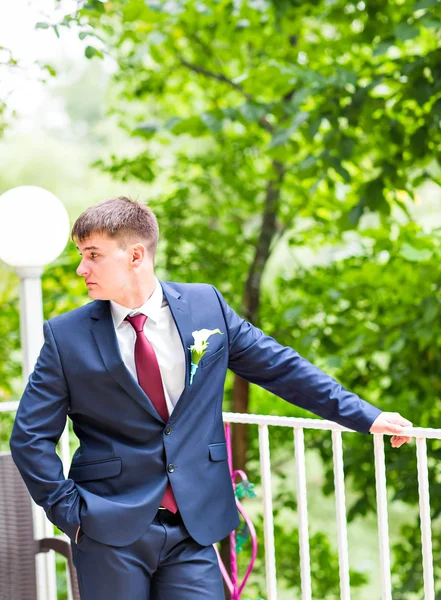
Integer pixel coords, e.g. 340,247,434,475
211,285,381,434
9,320,81,541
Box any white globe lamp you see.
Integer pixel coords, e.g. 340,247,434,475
0,185,70,600
0,185,70,270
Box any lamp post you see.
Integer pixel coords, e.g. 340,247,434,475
0,185,70,600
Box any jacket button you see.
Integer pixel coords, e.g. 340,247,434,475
168,464,175,473
165,426,172,435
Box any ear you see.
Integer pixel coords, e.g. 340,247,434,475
131,243,146,265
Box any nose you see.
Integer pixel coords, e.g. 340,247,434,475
76,257,89,278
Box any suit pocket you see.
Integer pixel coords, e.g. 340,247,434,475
208,442,228,461
68,457,122,482
200,345,225,369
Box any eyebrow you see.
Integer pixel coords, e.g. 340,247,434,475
76,246,101,251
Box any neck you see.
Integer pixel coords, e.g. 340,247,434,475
114,273,157,309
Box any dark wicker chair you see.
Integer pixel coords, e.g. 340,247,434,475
0,452,80,600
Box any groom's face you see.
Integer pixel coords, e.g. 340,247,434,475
75,232,135,301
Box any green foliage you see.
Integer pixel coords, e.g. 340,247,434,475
51,0,441,231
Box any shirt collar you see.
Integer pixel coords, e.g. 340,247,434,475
110,275,164,329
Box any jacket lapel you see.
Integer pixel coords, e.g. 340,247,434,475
159,280,195,421
90,300,164,421
90,280,195,422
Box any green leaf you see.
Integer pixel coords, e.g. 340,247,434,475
132,123,158,139
328,157,350,182
347,202,364,226
83,1,106,13
200,112,223,133
269,112,309,148
170,116,206,136
35,22,50,29
411,172,429,187
373,39,395,57
84,45,103,59
299,155,318,172
414,0,439,10
400,243,433,262
42,64,57,77
269,126,291,148
235,523,251,552
235,480,257,499
238,101,267,123
325,355,342,369
364,179,389,213
164,117,181,130
432,97,441,121
395,22,420,41
339,137,355,160
419,15,441,28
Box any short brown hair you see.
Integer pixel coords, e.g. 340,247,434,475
71,196,159,258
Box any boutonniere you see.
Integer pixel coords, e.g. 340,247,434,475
188,328,223,385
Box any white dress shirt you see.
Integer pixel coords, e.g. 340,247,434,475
109,276,186,415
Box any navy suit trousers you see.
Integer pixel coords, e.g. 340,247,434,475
71,510,226,600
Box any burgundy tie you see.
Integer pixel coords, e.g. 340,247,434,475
125,313,178,513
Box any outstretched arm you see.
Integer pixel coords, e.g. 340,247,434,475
212,285,412,444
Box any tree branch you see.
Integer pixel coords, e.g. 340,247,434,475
177,53,274,133
244,159,286,322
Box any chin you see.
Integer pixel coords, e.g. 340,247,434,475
90,289,110,301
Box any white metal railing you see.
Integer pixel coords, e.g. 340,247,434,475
222,412,439,600
1,403,439,599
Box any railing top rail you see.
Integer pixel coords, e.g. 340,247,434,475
0,401,19,412
222,412,441,440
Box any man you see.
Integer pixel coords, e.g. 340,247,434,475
9,196,412,599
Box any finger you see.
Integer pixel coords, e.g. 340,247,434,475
391,437,404,448
391,432,412,441
391,435,411,447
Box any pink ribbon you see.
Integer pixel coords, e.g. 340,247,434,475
215,423,258,599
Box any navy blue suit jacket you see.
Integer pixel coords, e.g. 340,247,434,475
9,281,381,547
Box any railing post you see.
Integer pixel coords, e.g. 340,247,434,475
373,434,392,600
293,427,312,600
416,437,435,600
60,419,74,600
258,424,278,600
19,271,58,600
332,430,351,600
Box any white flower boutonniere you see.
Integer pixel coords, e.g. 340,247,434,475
188,328,223,385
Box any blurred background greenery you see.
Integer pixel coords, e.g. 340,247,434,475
1,0,441,598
